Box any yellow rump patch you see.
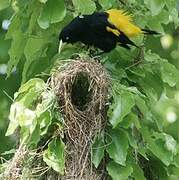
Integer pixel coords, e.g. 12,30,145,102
106,9,142,37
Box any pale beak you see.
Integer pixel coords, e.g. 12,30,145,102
58,39,67,54
58,39,63,54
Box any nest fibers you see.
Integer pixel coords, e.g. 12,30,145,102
51,59,110,179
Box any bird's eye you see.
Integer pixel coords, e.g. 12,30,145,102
66,36,69,40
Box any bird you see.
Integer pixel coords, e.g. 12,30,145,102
59,9,159,53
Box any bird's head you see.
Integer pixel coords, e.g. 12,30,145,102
58,16,83,53
59,29,72,43
58,28,72,53
59,23,80,43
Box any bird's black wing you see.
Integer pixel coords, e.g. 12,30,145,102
84,12,138,50
84,12,116,32
80,12,118,52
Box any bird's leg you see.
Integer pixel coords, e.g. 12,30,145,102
94,51,106,56
89,50,106,62
88,46,96,56
134,45,144,64
125,46,144,70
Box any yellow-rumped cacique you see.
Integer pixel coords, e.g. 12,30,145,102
59,9,159,53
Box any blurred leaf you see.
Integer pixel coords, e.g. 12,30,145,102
119,112,141,129
72,0,96,14
43,138,65,174
141,127,175,166
7,31,27,77
165,0,176,11
5,102,20,136
15,79,45,108
98,0,115,10
0,0,9,11
92,134,105,168
160,61,179,87
144,0,165,16
6,102,36,136
38,0,66,29
6,78,45,137
18,107,36,128
30,122,40,146
107,161,133,180
106,128,129,166
152,132,177,155
131,163,146,180
14,78,45,100
142,72,163,99
170,9,179,28
38,111,52,135
146,10,169,32
135,96,148,115
22,36,48,83
109,91,135,128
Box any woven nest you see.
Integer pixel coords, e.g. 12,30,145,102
50,59,110,179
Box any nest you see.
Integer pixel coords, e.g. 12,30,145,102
2,144,27,180
50,59,110,179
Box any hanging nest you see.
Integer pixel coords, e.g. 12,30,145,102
50,58,110,179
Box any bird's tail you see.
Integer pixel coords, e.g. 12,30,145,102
142,29,160,35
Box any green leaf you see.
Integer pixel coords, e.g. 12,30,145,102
30,122,40,146
131,163,146,180
38,0,66,29
0,0,9,11
7,31,27,77
18,107,36,128
160,61,179,87
164,0,176,11
135,96,148,116
119,112,141,129
72,0,96,14
107,161,133,180
92,134,105,168
98,0,115,10
109,91,135,128
6,102,36,136
5,102,20,136
22,36,48,83
43,138,65,174
141,127,174,166
38,111,52,135
15,79,45,109
152,132,177,155
146,10,169,32
144,0,166,16
14,78,45,100
106,129,129,166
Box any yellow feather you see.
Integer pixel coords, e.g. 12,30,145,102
106,26,120,36
106,9,142,37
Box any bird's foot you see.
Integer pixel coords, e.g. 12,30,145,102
134,45,144,63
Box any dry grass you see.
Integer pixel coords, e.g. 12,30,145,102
2,144,27,180
50,58,110,179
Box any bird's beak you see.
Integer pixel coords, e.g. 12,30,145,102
58,40,67,54
58,39,63,54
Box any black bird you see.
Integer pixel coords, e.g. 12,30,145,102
59,9,158,53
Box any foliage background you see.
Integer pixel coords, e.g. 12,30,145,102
1,0,179,179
